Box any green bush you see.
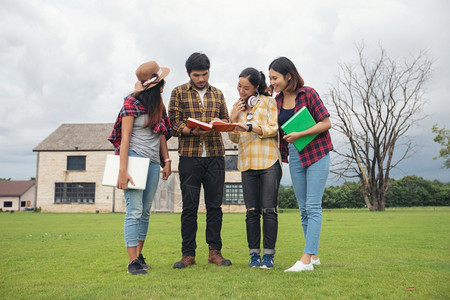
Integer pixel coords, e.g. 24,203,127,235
278,185,298,209
279,176,449,208
386,175,450,207
323,181,365,208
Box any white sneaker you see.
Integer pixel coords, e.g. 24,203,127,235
284,260,314,272
311,258,321,265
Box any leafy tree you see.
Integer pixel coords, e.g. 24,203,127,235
386,176,429,206
323,182,365,208
328,43,433,211
430,180,450,206
278,185,298,209
386,175,449,207
431,124,450,168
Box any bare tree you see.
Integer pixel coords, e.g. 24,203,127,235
328,43,433,211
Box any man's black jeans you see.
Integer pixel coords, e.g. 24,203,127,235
178,156,225,256
241,161,282,254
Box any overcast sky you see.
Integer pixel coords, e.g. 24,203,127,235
1,0,449,185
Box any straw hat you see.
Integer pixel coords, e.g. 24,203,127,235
134,61,170,93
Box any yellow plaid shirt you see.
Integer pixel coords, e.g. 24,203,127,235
228,95,281,171
169,82,229,157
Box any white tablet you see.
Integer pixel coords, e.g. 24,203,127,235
102,155,150,190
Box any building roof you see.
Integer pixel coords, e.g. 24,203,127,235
0,180,35,197
33,123,115,152
33,123,238,152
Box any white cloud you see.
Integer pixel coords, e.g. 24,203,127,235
0,0,449,183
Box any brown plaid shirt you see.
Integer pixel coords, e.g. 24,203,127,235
169,82,229,157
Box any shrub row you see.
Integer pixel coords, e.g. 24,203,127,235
278,175,450,209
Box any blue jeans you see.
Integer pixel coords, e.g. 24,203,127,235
124,150,160,248
288,143,329,255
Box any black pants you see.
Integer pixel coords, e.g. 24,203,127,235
179,156,225,256
241,161,281,254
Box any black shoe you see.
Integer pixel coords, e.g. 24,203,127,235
127,259,147,275
173,260,186,269
138,253,150,270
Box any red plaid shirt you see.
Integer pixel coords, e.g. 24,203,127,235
276,86,333,167
108,95,171,156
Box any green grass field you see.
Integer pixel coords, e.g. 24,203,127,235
0,207,449,299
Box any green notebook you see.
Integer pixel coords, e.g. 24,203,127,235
281,106,318,152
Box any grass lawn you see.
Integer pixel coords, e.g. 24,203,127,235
0,207,449,299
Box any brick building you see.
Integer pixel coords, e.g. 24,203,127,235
33,123,244,213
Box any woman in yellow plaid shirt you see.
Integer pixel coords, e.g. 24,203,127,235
229,67,282,269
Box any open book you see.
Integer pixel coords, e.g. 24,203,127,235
281,106,318,152
187,117,237,132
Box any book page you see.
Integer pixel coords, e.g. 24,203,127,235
187,118,213,130
211,120,237,132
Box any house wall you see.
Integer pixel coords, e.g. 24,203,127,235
152,169,243,213
21,185,36,209
35,149,245,213
166,148,244,213
1,196,20,211
36,151,126,213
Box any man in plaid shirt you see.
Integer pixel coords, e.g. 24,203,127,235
169,53,232,269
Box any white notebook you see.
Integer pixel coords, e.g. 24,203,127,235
102,155,150,190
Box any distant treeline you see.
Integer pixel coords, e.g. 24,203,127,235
278,175,450,209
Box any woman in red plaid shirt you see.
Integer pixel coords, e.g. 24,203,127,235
269,57,333,272
109,61,172,275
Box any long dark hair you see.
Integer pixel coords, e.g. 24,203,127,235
268,57,304,92
134,80,166,128
239,67,270,96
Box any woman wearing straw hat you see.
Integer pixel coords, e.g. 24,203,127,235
108,61,172,275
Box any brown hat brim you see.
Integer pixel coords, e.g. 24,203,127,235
134,67,170,93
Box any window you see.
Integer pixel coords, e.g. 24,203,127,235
225,155,238,171
3,201,12,207
67,156,86,171
223,183,244,204
54,183,95,204
21,201,26,207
